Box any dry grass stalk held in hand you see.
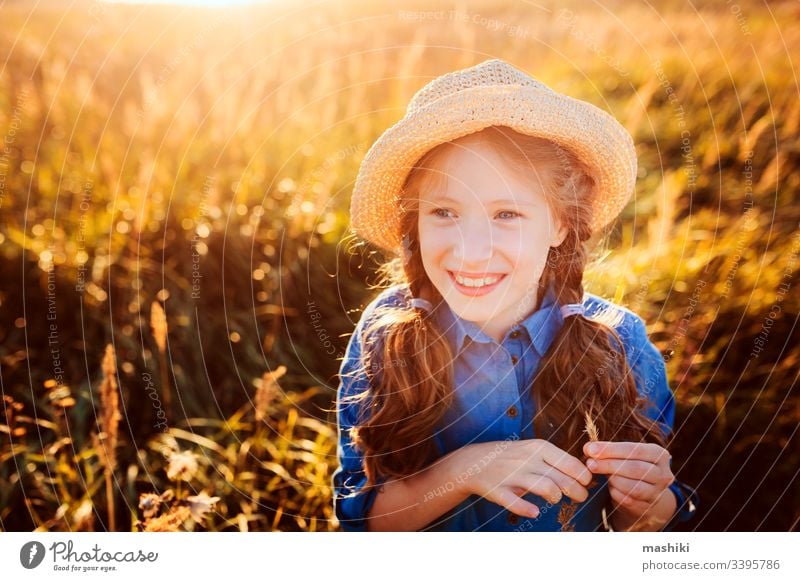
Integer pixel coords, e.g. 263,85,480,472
557,411,601,532
583,410,599,442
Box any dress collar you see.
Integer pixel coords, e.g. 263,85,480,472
434,283,567,358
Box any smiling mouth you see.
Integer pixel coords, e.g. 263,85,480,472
447,271,507,288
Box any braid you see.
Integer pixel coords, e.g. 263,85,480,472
532,165,666,457
351,199,454,488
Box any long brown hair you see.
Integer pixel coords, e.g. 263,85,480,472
344,125,667,491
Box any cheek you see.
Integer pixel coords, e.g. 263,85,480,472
417,231,442,279
418,225,449,256
505,230,552,278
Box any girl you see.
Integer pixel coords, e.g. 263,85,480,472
333,59,699,532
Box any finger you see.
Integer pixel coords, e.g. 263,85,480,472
608,484,651,515
494,487,541,519
584,441,669,465
541,444,593,487
587,458,663,484
512,474,564,505
608,474,660,502
537,465,590,502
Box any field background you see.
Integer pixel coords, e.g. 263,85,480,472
0,0,798,531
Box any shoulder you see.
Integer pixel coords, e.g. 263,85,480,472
339,284,411,400
582,292,651,346
357,284,411,325
349,283,412,346
582,292,667,369
583,292,669,396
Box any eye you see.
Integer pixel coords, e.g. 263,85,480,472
496,210,522,220
432,208,456,219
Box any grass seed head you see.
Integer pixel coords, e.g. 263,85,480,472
150,301,168,353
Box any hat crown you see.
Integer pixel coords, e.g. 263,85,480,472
407,59,550,114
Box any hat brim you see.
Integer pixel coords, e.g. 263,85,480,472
350,84,637,255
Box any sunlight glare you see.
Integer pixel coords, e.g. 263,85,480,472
102,0,273,6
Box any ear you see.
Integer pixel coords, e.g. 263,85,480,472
551,216,568,247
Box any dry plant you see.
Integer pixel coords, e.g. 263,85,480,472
91,344,121,531
255,365,286,422
583,410,599,442
2,395,26,438
139,490,174,520
143,506,192,532
136,456,220,531
557,410,601,532
166,449,199,482
150,300,172,420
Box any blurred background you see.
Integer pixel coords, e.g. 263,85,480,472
0,0,798,531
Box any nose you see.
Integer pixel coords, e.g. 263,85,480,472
452,216,494,266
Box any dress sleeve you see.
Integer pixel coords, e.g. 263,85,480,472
332,292,396,531
626,314,700,531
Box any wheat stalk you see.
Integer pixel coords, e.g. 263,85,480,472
150,300,172,419
583,411,601,492
150,300,167,352
557,410,601,532
583,410,600,442
93,343,121,531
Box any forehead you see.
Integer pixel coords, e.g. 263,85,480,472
417,146,547,206
419,169,545,206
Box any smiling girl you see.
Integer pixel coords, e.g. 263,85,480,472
333,59,699,532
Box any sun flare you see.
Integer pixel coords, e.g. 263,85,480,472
102,0,272,6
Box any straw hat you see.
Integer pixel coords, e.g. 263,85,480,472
349,58,637,256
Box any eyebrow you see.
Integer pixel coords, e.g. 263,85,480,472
425,195,538,207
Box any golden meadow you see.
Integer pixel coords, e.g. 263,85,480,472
0,0,798,531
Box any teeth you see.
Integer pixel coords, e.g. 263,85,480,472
454,273,501,287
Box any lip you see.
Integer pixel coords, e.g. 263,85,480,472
447,271,507,297
449,270,506,278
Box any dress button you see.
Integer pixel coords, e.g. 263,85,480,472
510,355,519,364
510,330,521,339
507,512,520,525
507,405,518,418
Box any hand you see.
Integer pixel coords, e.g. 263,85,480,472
583,441,675,519
455,439,593,518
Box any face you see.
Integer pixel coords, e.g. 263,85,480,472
416,139,567,343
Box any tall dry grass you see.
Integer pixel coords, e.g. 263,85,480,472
150,300,171,420
91,344,121,531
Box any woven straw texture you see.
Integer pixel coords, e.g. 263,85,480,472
350,59,637,255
